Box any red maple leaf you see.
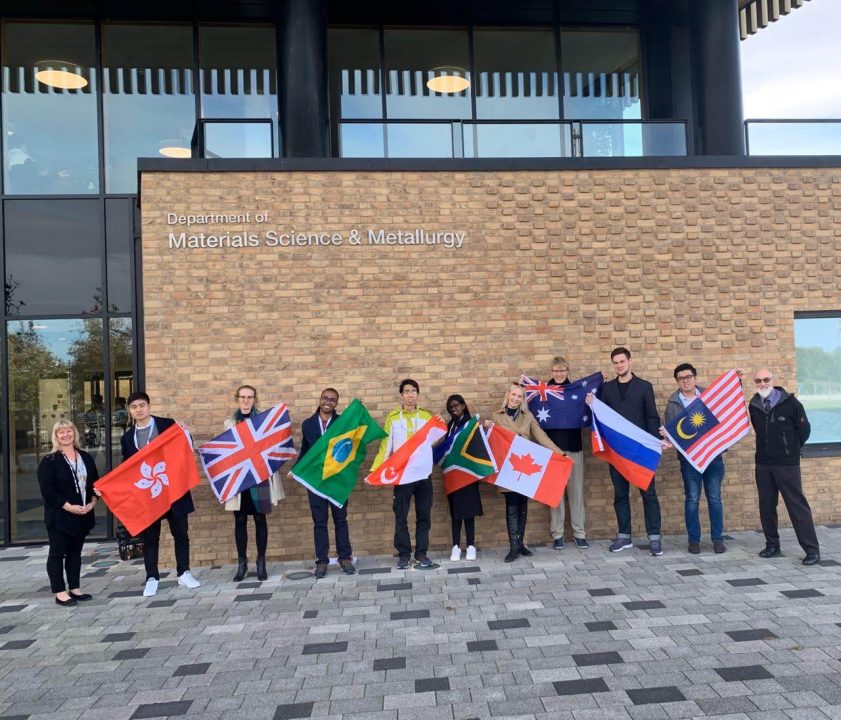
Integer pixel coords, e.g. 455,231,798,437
508,452,543,481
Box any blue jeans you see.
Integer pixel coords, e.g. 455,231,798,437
680,455,725,542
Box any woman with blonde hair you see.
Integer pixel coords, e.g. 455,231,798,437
37,419,99,606
224,385,285,581
484,383,565,562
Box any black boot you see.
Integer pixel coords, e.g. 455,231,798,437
518,503,532,556
233,557,247,582
256,556,268,581
504,503,520,562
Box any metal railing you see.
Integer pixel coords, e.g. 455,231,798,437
745,119,841,156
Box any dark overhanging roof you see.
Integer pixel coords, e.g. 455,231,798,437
739,0,811,40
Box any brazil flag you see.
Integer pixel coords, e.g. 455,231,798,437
291,399,386,507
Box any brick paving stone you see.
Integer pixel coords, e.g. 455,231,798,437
301,642,348,656
553,678,610,696
622,601,665,611
414,677,450,693
781,590,825,599
173,663,211,677
725,629,778,642
625,687,687,705
573,652,624,667
487,619,530,630
715,666,774,682
585,621,617,632
130,700,193,718
372,658,406,671
272,702,314,720
726,578,767,587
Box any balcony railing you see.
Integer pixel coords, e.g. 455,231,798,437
338,119,688,159
192,118,275,159
745,119,841,156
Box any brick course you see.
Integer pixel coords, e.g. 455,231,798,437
139,167,841,567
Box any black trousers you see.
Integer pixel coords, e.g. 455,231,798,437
451,517,475,547
755,463,819,554
234,511,268,558
142,511,190,580
46,528,85,593
393,478,432,560
308,490,352,565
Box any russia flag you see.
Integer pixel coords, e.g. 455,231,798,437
589,397,662,490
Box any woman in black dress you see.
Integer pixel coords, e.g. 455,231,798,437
38,419,99,606
441,394,483,562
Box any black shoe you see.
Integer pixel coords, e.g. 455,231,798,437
233,557,247,582
802,552,820,566
314,562,328,579
414,554,433,568
713,540,727,554
758,546,782,559
504,546,520,563
69,591,93,601
688,541,701,554
552,538,565,550
396,557,410,570
339,559,356,575
256,556,268,581
55,595,77,607
518,545,533,557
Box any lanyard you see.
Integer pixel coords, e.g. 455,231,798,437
134,420,154,450
61,452,85,501
318,415,332,435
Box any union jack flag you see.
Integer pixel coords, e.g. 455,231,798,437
198,404,296,503
520,376,566,403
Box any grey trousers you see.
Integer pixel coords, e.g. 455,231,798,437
549,450,586,539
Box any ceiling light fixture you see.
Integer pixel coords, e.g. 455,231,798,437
34,60,88,90
159,142,191,159
426,66,469,94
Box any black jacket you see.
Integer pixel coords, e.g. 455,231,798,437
38,449,98,537
296,411,339,465
749,388,811,466
120,416,194,517
600,374,661,438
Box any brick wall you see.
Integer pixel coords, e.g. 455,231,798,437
139,167,841,568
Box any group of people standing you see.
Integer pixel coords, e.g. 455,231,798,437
36,347,822,606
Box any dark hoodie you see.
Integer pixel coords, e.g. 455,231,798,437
748,387,811,465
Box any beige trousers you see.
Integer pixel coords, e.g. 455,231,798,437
549,450,585,539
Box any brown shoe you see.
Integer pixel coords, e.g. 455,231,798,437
314,562,328,579
688,541,701,554
339,559,356,575
713,540,727,554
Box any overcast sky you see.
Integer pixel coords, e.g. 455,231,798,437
740,0,840,118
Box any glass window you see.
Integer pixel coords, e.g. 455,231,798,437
384,29,471,120
5,199,102,316
8,318,107,542
560,29,642,120
102,23,195,193
1,22,99,194
580,121,686,157
105,198,133,313
109,317,133,477
794,315,841,446
473,29,559,120
329,28,383,120
199,24,278,156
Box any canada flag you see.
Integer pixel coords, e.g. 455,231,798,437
484,424,573,507
365,417,448,486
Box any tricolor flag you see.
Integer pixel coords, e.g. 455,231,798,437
520,372,603,429
663,369,750,472
95,425,201,536
484,424,573,507
292,399,386,507
365,416,448,486
441,416,497,495
590,397,662,490
198,404,297,503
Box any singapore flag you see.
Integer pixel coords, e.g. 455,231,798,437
365,417,447,486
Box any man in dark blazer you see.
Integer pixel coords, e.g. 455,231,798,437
290,388,355,579
121,391,199,597
597,347,664,556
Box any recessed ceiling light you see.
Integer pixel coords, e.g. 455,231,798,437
427,66,470,94
35,60,88,90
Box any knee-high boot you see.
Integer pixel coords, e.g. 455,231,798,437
518,502,532,557
504,502,520,563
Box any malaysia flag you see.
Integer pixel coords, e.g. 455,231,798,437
520,372,603,429
663,369,750,472
198,404,296,503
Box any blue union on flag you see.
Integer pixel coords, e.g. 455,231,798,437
198,404,296,503
520,371,604,430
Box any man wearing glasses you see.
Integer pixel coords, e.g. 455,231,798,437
662,364,727,555
293,388,356,579
748,368,820,565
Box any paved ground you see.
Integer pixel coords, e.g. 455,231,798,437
1,527,841,720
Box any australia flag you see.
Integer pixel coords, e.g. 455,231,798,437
520,371,604,430
198,404,296,503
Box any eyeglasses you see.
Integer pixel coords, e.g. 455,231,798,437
320,396,338,404
237,395,255,400
676,374,695,382
754,377,773,385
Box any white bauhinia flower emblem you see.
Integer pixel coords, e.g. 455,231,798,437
134,461,169,498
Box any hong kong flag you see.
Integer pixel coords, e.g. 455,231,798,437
484,424,572,507
94,425,201,536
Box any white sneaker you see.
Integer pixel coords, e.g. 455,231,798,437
178,571,200,589
465,545,477,561
449,545,462,562
143,578,158,597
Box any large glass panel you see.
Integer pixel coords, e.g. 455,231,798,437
580,121,686,157
338,122,386,157
109,317,133,484
5,199,102,316
747,121,841,156
329,28,383,120
560,29,642,120
105,198,133,313
1,22,99,194
199,24,278,156
384,29,471,120
203,121,273,158
473,29,559,120
8,318,106,542
464,123,571,158
794,315,841,446
386,123,454,158
103,24,195,193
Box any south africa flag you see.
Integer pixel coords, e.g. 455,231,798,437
441,416,497,495
291,399,386,507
